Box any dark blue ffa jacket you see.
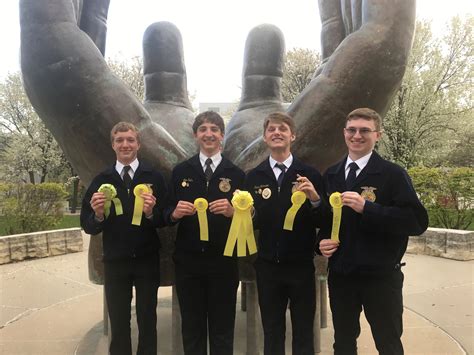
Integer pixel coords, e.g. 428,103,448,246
245,157,324,264
165,155,245,261
318,151,429,274
80,161,167,261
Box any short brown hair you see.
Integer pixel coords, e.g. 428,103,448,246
263,112,295,134
346,108,382,131
192,111,225,134
110,122,140,144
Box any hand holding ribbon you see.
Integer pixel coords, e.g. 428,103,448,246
97,184,123,218
224,191,257,257
329,192,343,242
132,184,153,225
283,191,307,231
296,174,320,202
194,198,209,241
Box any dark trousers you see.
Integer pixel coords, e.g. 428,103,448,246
175,261,239,355
255,259,316,355
328,270,404,355
104,256,160,355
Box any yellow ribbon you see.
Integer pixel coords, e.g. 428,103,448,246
224,191,257,257
283,191,307,231
132,184,152,226
329,192,343,242
98,184,123,218
194,198,209,241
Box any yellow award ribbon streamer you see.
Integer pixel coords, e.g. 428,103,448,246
194,198,209,241
98,184,123,218
329,192,343,242
283,191,307,231
132,184,152,226
224,191,257,257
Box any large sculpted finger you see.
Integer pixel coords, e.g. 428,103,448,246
234,0,416,173
20,0,187,185
224,24,285,166
288,0,416,172
142,21,196,156
79,0,110,55
313,0,344,76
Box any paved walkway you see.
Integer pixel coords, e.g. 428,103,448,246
0,234,472,354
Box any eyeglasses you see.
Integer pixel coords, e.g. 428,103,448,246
344,127,379,136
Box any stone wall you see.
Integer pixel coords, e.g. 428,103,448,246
407,227,474,261
0,228,83,264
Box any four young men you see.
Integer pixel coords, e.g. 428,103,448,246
81,108,427,354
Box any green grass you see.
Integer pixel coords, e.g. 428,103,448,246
54,214,81,229
0,214,81,236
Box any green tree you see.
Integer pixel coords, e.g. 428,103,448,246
282,48,321,102
381,16,474,168
0,72,70,183
409,167,473,230
446,131,474,167
107,55,145,100
0,182,67,234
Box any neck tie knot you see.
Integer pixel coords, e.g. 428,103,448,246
204,158,213,181
348,162,359,171
276,163,286,172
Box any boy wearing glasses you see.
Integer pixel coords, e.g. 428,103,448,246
318,108,428,355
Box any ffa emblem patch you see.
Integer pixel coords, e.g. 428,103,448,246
361,186,377,202
219,178,231,192
262,187,272,199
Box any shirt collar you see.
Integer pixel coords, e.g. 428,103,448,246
269,154,293,170
199,151,222,169
115,158,139,175
345,152,372,172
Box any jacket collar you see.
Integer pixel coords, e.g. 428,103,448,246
255,155,308,181
103,160,153,184
327,151,383,188
187,154,234,181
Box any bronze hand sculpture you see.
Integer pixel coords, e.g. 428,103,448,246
20,0,415,284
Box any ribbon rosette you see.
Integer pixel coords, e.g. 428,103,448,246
283,191,307,231
329,192,343,242
132,184,153,226
194,198,209,241
224,191,257,257
98,184,123,218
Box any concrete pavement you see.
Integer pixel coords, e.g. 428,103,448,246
1,233,472,354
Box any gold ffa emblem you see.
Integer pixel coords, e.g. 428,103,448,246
219,178,231,192
361,186,377,202
181,178,193,188
262,187,272,199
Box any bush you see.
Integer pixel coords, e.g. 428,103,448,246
408,167,473,230
0,182,68,234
